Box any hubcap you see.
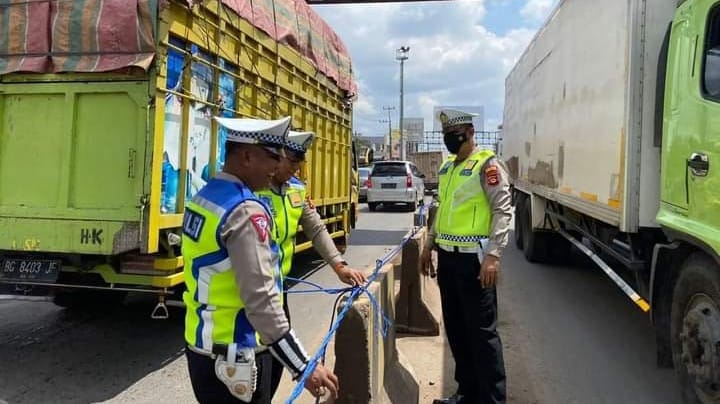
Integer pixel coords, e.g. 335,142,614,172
681,295,720,401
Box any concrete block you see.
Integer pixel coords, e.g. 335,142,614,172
395,228,439,336
334,261,419,404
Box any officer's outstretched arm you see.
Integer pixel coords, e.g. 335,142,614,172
300,201,343,267
300,202,367,286
222,201,309,379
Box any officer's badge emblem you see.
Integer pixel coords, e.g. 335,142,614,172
439,111,448,125
288,192,303,208
460,160,478,176
250,214,269,242
485,165,500,186
182,209,205,241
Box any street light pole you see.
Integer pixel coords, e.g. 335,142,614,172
382,106,394,159
396,46,409,161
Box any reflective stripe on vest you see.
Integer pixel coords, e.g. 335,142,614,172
182,178,282,350
258,177,307,277
436,149,495,248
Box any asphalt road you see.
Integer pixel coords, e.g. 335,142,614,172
498,239,682,404
0,200,683,404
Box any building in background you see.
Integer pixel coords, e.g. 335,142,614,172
403,117,424,154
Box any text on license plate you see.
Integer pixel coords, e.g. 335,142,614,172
381,183,396,189
0,258,61,283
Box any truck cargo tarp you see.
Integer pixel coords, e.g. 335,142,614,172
214,0,355,94
0,0,355,94
0,0,157,75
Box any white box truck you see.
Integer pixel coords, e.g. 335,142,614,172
501,0,720,402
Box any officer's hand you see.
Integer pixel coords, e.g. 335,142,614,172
333,264,367,286
420,248,432,276
304,363,339,399
479,254,500,288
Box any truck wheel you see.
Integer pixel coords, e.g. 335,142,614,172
514,196,525,250
671,253,720,404
521,198,549,263
368,202,378,212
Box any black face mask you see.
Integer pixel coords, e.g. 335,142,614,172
443,130,467,154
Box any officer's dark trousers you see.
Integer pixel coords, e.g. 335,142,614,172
437,248,507,404
186,348,274,403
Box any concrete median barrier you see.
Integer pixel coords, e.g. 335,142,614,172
333,262,420,404
395,228,440,336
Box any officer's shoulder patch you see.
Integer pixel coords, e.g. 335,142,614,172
250,214,270,243
182,209,205,241
485,164,500,186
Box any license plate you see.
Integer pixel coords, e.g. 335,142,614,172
0,258,61,284
381,183,396,189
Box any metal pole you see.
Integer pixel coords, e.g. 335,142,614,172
382,105,394,159
395,46,409,160
388,113,392,157
399,58,405,160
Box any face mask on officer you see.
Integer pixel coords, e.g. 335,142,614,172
444,129,467,154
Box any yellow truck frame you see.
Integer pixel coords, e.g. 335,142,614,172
0,0,357,312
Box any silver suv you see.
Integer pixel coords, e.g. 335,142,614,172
367,161,425,212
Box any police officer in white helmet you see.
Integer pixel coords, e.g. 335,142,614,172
182,116,339,403
421,109,512,404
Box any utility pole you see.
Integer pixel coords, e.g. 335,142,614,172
396,46,409,160
381,106,395,159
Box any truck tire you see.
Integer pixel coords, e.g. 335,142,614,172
671,253,720,404
368,202,378,212
514,196,525,250
521,198,549,263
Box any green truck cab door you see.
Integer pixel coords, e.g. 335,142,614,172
660,0,720,253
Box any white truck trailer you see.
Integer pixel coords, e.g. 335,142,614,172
501,0,720,402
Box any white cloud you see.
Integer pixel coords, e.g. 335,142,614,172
520,0,556,22
313,1,539,138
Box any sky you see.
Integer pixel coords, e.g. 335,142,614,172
311,0,559,137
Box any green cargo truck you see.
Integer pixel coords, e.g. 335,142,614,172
0,0,357,317
502,0,720,401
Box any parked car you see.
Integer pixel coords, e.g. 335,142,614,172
367,161,425,212
359,167,372,202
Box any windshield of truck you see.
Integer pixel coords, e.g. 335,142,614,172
371,163,407,177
